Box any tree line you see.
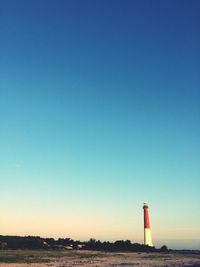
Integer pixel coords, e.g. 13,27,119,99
0,235,168,252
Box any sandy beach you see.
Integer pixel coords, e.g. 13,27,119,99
0,250,200,267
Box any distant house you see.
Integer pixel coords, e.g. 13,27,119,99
77,244,85,249
42,241,50,248
65,245,73,250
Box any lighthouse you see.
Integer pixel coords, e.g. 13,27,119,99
143,202,153,246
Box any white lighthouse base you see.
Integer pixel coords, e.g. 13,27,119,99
144,228,153,246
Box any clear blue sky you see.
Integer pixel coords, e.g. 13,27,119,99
0,0,199,249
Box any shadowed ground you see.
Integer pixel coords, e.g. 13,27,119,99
0,250,200,266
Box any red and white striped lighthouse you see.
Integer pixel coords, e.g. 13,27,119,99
143,202,153,246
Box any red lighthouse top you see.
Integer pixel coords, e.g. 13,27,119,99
143,202,150,228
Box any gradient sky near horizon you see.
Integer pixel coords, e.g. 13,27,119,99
0,0,200,249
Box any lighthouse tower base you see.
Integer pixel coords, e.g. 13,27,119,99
144,228,153,246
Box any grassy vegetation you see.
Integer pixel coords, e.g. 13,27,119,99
0,250,104,263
